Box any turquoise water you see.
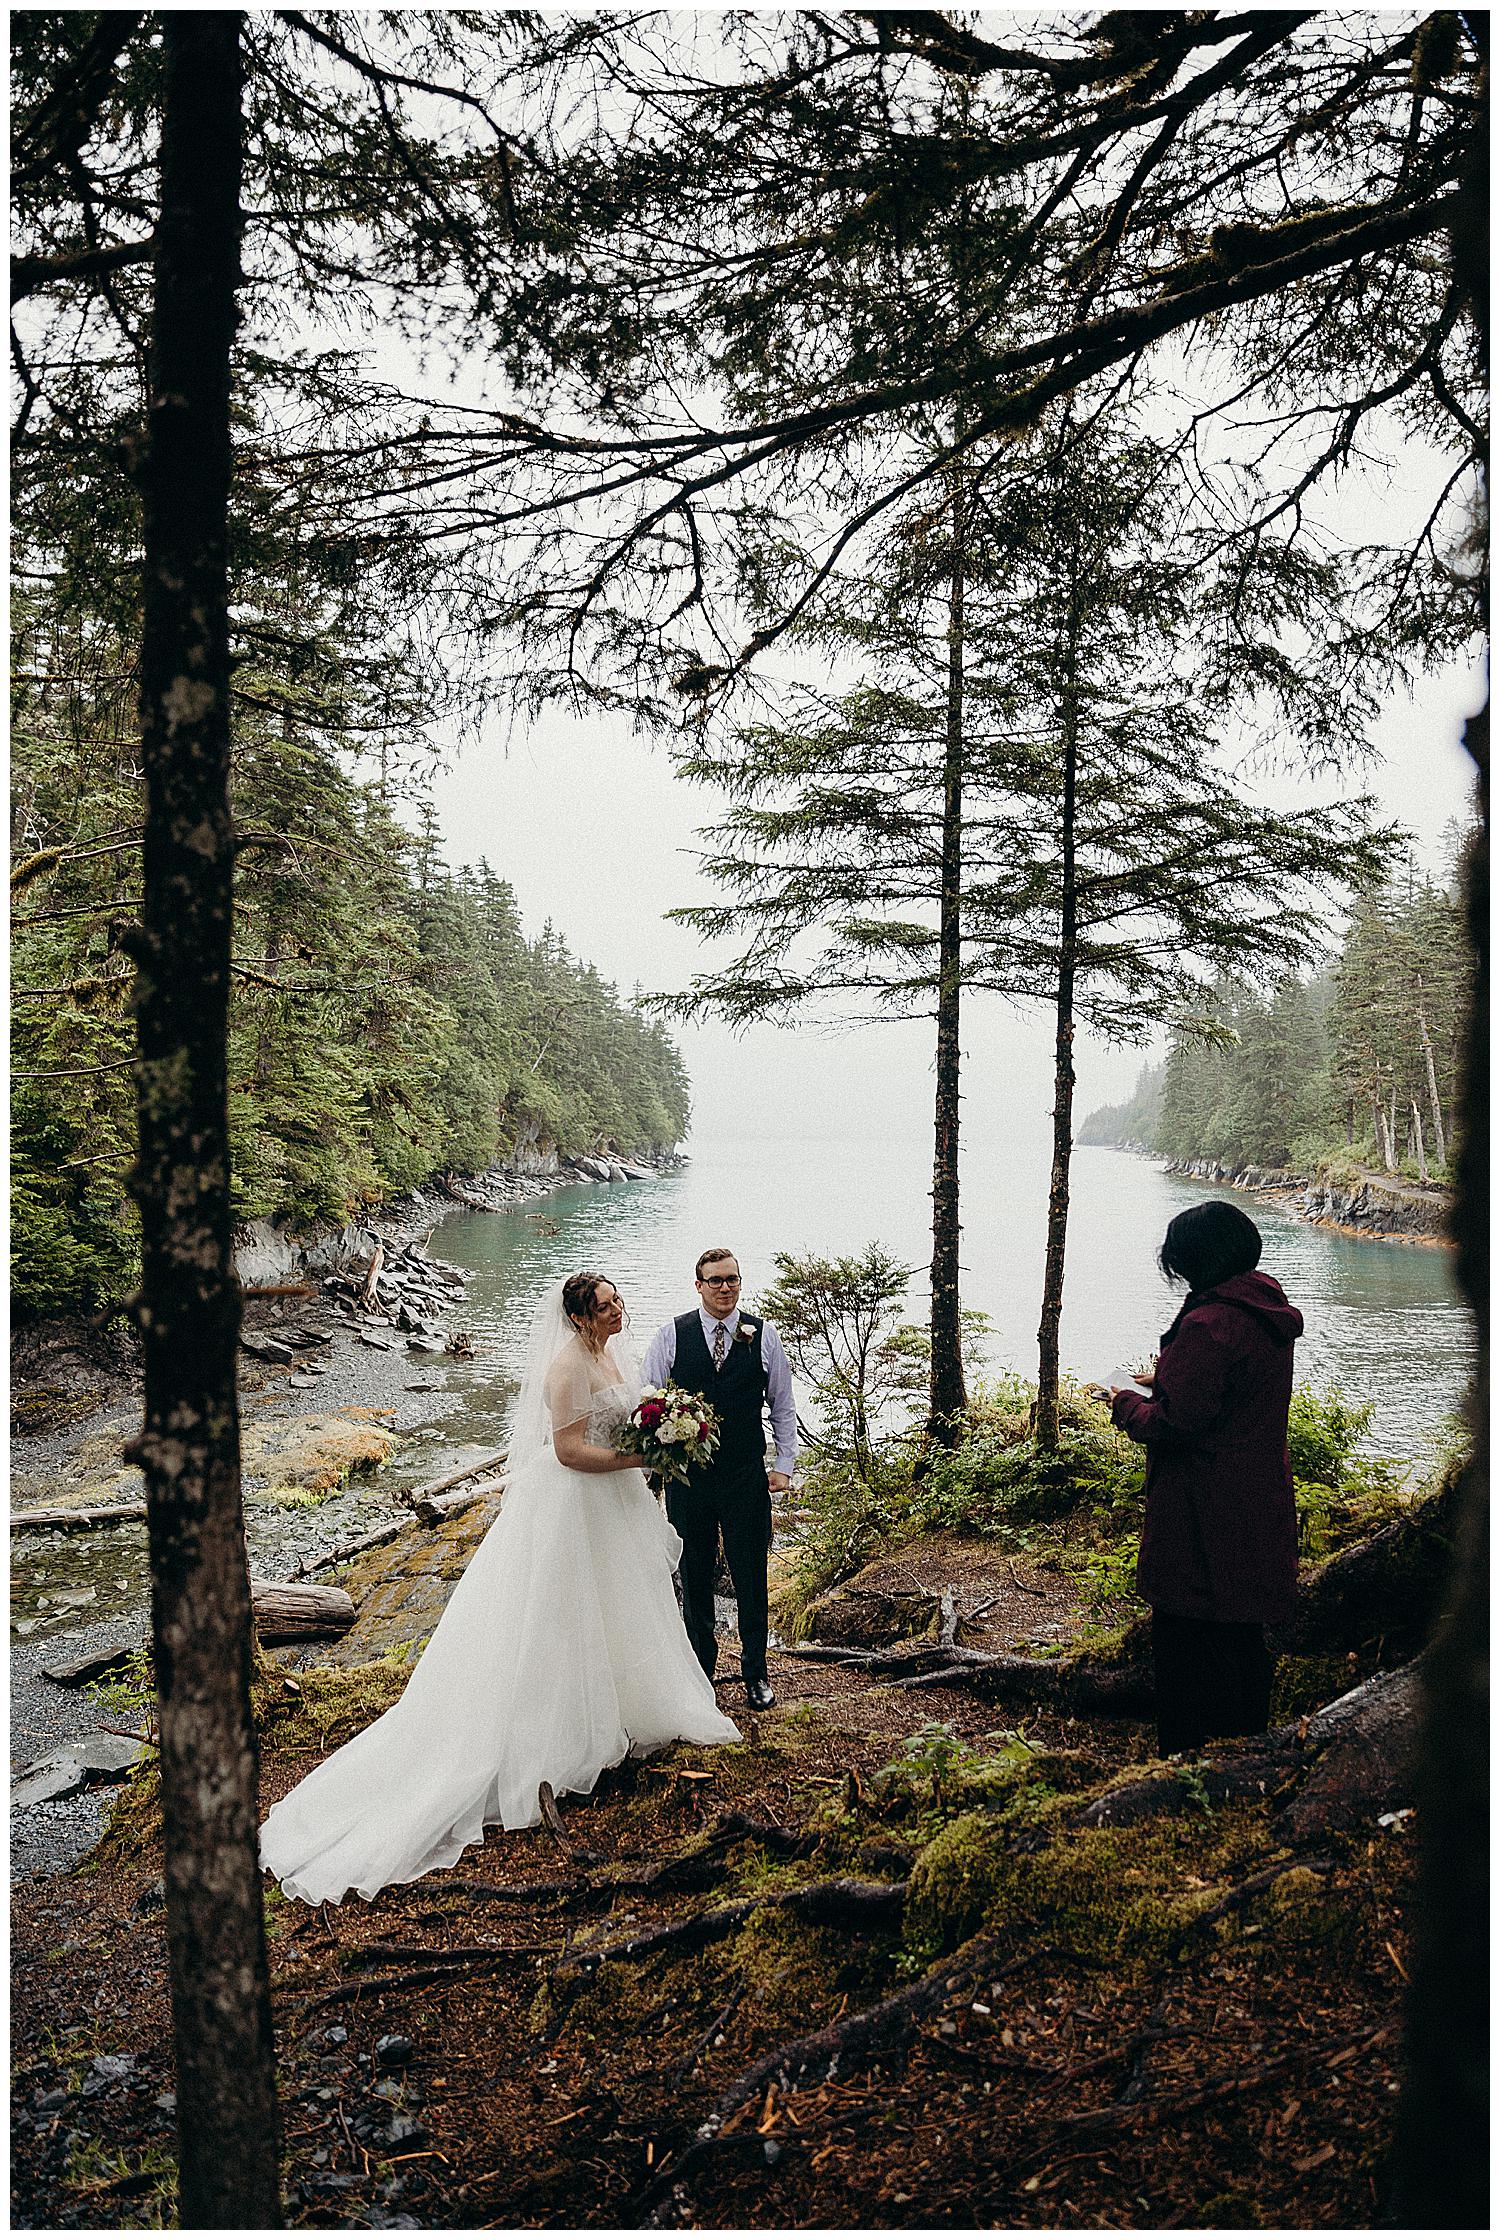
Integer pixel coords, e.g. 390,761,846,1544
425,1139,1474,1466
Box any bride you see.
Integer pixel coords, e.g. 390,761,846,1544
260,1270,740,1904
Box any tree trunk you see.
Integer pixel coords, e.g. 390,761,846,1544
1395,698,1488,2230
1373,1085,1396,1171
129,14,280,2225
927,461,967,1442
1415,980,1448,1168
1411,1100,1428,1183
1035,516,1081,1453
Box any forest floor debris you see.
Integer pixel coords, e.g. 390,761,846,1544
11,1578,1418,2231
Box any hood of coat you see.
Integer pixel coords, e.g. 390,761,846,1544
1187,1268,1304,1345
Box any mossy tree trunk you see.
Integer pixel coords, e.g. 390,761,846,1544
927,456,969,1444
128,12,280,2225
1034,512,1082,1453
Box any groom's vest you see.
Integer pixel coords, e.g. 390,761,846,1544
673,1311,769,1484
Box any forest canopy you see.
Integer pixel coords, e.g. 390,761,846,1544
11,629,690,1322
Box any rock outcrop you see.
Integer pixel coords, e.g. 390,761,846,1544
1162,1158,1450,1243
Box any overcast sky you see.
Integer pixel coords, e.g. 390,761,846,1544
310,14,1487,1164
426,647,1483,1153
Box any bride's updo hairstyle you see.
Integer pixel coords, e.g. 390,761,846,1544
562,1270,609,1332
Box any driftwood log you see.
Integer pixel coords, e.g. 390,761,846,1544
11,1501,149,1534
414,1473,505,1525
249,1578,356,1644
293,1517,411,1578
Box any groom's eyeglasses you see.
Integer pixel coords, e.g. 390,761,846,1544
700,1275,740,1289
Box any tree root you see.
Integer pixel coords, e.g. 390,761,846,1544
1276,1475,1458,1658
289,1948,546,2021
555,1876,907,1983
1166,1856,1335,1959
669,1979,750,2084
1072,1662,1423,1840
418,1811,810,1916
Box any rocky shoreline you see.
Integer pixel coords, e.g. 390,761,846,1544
1109,1144,1452,1247
231,1146,684,1286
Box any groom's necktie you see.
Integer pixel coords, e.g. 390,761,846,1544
712,1320,727,1372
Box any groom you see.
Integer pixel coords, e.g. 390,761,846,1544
642,1248,796,1711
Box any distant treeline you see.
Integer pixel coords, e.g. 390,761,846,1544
12,659,689,1319
1079,857,1470,1184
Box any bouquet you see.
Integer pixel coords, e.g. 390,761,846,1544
615,1384,720,1484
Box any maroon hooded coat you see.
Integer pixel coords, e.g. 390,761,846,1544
1111,1269,1303,1626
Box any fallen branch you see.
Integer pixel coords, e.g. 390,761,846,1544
890,1631,1156,1714
294,1517,412,1578
405,1449,509,1510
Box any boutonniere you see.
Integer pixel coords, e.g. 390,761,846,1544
734,1320,758,1345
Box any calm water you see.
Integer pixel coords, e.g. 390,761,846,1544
426,1139,1473,1465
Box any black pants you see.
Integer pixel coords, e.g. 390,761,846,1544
1151,1610,1274,1757
666,1469,772,1685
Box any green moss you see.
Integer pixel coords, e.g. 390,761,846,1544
1257,1864,1356,1947
1197,2190,1264,2228
728,1905,891,2025
902,1802,1270,1970
89,1752,164,1868
254,1655,408,1763
1270,1652,1358,1724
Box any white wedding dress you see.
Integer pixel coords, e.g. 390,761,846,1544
259,1285,739,1904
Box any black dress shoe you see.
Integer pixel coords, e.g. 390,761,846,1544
744,1677,776,1712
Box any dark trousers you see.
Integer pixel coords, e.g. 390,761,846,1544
666,1468,772,1684
1151,1610,1274,1756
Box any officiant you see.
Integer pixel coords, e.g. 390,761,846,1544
642,1247,797,1712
